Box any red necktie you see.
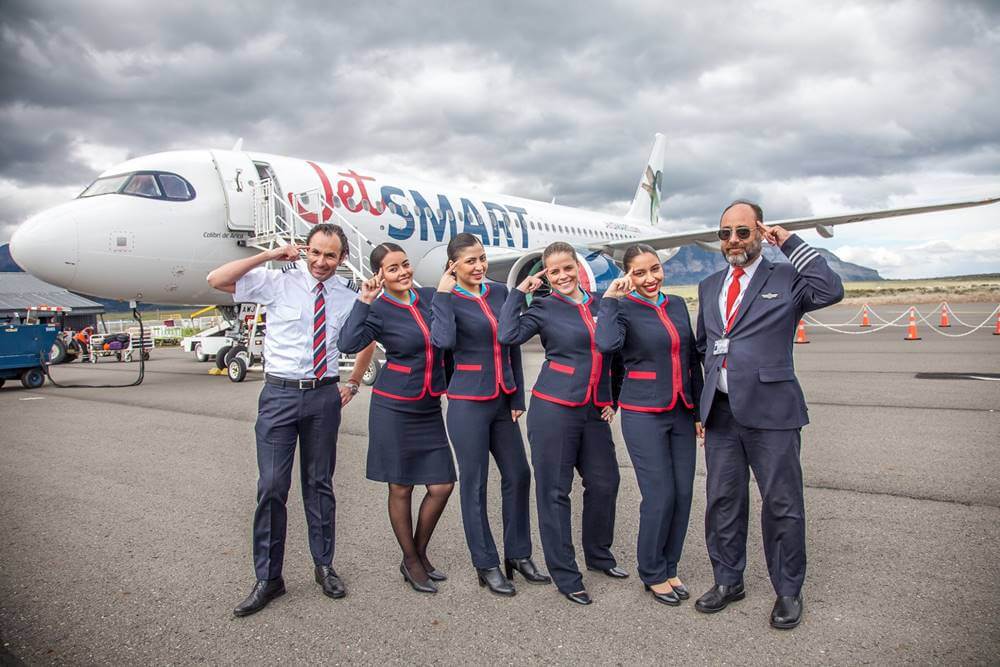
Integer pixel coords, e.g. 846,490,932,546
722,266,745,369
312,282,327,378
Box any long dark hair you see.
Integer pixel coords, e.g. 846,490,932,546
369,242,405,273
622,243,658,271
446,232,484,266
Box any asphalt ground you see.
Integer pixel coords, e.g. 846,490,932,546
1,302,998,665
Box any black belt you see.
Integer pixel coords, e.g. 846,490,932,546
265,374,340,390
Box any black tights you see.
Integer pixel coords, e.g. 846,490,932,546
388,482,454,583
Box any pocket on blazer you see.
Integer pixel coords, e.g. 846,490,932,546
455,364,482,372
386,362,412,374
758,365,795,382
549,361,576,375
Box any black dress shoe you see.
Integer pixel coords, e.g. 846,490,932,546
564,590,593,605
233,577,285,617
476,567,516,596
587,565,629,579
504,557,552,584
644,583,680,606
770,594,803,629
426,568,447,582
400,561,437,594
315,565,346,599
694,583,745,613
671,582,690,600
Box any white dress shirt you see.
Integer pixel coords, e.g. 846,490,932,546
716,254,763,394
235,261,358,380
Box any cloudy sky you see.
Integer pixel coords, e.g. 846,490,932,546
1,0,998,278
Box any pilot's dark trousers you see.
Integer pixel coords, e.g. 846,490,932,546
704,391,806,596
620,408,696,585
446,393,533,569
252,382,342,581
527,398,620,594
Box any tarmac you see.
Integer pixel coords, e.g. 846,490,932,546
1,302,998,665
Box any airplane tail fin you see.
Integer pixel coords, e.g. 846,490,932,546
625,133,667,226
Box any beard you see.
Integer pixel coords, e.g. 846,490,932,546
722,237,762,267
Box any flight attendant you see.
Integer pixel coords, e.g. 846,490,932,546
498,241,626,606
595,243,704,607
338,243,456,595
430,233,548,596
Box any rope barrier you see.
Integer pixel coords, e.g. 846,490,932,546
803,302,1000,337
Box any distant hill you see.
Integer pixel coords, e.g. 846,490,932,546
661,243,882,284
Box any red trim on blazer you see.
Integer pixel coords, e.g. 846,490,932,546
622,293,694,411
549,361,576,375
547,290,612,407
627,370,656,380
386,362,412,374
374,289,445,400
455,364,482,371
448,283,517,401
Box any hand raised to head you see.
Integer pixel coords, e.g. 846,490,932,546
437,261,458,293
517,270,547,294
359,270,384,304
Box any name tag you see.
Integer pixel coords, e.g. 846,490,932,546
713,338,730,355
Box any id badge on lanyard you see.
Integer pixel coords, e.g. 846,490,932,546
714,292,742,356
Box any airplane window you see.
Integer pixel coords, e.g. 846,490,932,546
347,197,357,209
436,208,443,219
528,221,535,230
446,210,454,221
458,211,464,222
401,204,410,216
425,207,433,218
123,174,162,198
362,199,370,211
388,203,398,214
332,196,341,208
79,174,130,198
157,174,191,200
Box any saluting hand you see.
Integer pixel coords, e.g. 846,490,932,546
757,221,790,248
601,405,616,423
517,270,546,294
437,262,458,293
603,270,634,299
360,270,384,304
270,243,304,262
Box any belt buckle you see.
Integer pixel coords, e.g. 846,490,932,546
298,378,317,390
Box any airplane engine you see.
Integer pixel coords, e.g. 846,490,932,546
503,247,623,300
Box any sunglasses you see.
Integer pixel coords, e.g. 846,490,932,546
717,227,752,241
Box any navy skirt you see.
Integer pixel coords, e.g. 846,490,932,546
367,393,457,485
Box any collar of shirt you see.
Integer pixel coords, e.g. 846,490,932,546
629,290,665,306
380,288,416,305
454,284,486,298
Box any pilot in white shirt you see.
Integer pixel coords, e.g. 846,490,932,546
206,223,375,618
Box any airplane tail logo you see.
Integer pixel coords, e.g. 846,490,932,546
626,133,667,226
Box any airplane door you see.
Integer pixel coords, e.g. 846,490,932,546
210,150,258,231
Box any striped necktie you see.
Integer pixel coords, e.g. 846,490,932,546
722,266,745,369
313,282,327,379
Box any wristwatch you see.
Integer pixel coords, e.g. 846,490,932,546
345,380,360,395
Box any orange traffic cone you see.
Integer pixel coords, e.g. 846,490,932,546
904,307,921,341
860,305,871,328
938,304,951,328
794,319,810,344
993,311,1000,336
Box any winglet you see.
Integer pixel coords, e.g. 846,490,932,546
232,137,244,151
625,133,667,225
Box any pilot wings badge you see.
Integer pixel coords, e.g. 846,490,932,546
761,292,780,299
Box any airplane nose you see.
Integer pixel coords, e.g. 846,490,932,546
9,205,79,288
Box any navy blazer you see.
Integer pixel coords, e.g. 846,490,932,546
596,293,703,414
498,289,622,408
338,287,447,401
430,283,526,410
695,234,844,429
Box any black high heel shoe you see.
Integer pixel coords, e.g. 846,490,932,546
644,583,680,606
400,561,437,594
476,567,516,596
426,568,447,582
504,558,552,584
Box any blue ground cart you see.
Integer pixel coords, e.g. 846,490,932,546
0,323,59,389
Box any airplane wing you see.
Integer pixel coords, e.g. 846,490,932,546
592,195,1000,252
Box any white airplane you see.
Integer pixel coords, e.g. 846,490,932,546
9,133,999,305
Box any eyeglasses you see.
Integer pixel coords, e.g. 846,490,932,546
717,227,752,241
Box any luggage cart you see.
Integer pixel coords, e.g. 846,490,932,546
89,328,154,363
0,323,60,389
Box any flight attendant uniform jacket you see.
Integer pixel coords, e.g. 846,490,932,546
497,289,621,406
595,293,702,414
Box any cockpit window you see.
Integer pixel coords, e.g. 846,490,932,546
78,171,196,201
123,174,161,197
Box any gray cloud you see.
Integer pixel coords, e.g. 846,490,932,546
1,0,998,242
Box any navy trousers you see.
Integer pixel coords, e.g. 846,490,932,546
252,382,342,580
620,409,696,585
526,398,620,594
704,391,806,596
446,393,533,569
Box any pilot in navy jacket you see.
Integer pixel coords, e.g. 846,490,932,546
694,203,844,628
430,281,536,582
498,287,625,598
